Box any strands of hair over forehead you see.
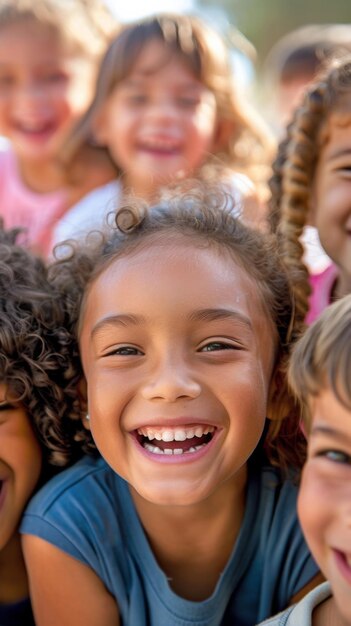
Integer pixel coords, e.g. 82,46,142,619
0,0,117,58
289,294,351,430
61,13,274,181
0,222,84,470
49,183,306,472
269,56,351,326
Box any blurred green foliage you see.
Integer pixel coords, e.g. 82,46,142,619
196,0,351,64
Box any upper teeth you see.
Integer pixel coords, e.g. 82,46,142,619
137,425,214,441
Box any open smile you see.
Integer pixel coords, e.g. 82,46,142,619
12,118,58,141
133,424,217,459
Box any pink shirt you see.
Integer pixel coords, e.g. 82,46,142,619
306,263,338,325
0,148,68,256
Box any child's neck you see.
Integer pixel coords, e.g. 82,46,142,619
313,594,349,626
0,532,29,604
18,157,66,194
131,464,247,601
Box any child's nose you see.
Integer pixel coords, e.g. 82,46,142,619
145,98,179,122
15,78,49,107
141,358,201,402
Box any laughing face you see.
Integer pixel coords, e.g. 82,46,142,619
0,19,96,166
0,385,42,552
79,235,276,507
312,113,351,298
94,39,219,198
298,388,351,625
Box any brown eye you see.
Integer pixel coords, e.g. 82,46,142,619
200,342,233,352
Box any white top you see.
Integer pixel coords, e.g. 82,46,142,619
50,173,254,249
257,582,331,625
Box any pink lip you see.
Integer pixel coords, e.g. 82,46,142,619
333,549,351,585
130,426,220,464
138,146,180,157
13,121,58,143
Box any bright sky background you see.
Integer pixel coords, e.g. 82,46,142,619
105,0,194,22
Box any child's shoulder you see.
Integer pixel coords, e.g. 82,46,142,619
23,455,114,516
20,455,128,568
51,179,121,247
0,142,16,170
256,582,331,625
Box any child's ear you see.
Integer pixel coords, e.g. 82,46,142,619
77,378,91,431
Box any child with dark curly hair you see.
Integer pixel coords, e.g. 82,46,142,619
0,223,80,626
21,186,321,626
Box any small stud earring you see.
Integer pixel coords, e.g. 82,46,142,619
86,414,90,421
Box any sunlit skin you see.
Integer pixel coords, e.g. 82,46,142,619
94,39,220,199
298,388,351,626
0,20,97,191
312,114,351,299
0,384,42,602
80,237,276,508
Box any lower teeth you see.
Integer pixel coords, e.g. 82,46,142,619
143,442,205,455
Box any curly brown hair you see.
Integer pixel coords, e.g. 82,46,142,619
49,184,306,472
0,223,83,469
269,55,351,326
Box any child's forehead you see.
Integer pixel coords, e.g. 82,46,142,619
307,386,351,435
88,233,274,322
127,37,198,79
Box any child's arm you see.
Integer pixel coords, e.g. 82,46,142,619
22,535,120,626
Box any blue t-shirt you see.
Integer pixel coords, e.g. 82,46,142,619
21,455,318,626
0,596,35,626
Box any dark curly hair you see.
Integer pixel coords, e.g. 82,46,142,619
49,183,306,472
269,55,351,326
0,223,83,469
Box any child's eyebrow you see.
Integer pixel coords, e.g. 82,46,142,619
188,308,253,329
310,424,351,445
92,314,144,337
91,308,252,339
325,147,351,161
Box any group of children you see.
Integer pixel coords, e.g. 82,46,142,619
0,1,351,625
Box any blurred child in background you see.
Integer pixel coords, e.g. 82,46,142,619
269,56,351,326
264,24,351,276
51,13,274,246
263,24,351,133
0,224,76,625
0,0,118,257
259,294,351,626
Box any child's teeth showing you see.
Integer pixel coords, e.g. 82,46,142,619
136,426,215,455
